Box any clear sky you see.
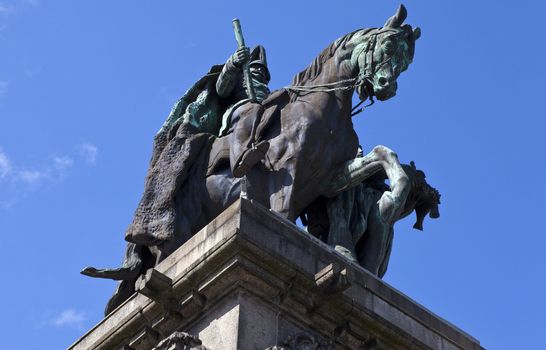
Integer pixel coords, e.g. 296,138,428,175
0,1,544,349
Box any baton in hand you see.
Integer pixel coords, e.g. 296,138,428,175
232,18,256,102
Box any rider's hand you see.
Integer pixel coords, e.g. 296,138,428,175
232,46,250,68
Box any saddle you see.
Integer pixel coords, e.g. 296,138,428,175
206,89,290,176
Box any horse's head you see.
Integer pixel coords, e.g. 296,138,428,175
354,5,421,101
400,161,441,231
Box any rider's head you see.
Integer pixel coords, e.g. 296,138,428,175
249,45,270,83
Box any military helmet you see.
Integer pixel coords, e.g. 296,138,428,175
249,45,271,82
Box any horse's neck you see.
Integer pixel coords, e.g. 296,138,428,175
297,49,357,111
296,32,370,104
313,49,356,86
291,30,375,116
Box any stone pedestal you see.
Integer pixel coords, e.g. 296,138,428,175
69,199,484,350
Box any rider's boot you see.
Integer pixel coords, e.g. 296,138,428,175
232,140,269,178
231,101,270,178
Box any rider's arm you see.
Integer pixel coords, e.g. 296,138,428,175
216,46,249,98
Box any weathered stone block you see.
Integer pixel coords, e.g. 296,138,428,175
69,199,484,350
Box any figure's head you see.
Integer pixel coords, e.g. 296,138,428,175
249,45,271,83
400,161,441,231
355,5,420,101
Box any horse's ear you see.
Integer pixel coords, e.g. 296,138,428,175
384,4,407,28
413,27,421,40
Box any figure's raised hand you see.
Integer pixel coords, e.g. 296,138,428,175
81,266,99,277
232,46,250,67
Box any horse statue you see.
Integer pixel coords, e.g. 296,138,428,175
82,5,421,315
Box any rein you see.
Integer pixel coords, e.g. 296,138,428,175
283,28,399,116
284,76,374,117
284,77,365,93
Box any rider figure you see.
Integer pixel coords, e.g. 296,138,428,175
216,45,271,177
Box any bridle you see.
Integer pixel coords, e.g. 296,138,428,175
284,28,401,116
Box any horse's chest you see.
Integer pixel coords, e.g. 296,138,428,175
300,121,358,164
277,101,358,167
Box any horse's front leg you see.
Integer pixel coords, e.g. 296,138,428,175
326,145,407,193
325,145,410,223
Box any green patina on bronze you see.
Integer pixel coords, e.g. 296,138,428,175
159,68,223,136
82,6,433,316
159,45,270,138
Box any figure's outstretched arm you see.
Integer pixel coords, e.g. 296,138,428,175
81,243,143,281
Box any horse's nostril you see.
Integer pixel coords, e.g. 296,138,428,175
378,77,388,86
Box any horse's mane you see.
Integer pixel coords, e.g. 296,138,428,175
291,28,375,86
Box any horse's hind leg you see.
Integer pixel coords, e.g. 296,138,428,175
271,187,293,220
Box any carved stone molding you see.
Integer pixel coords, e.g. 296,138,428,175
70,199,484,350
152,331,208,350
265,333,332,350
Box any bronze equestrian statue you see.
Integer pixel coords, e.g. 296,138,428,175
83,5,429,316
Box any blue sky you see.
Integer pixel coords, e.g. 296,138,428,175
0,1,544,348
